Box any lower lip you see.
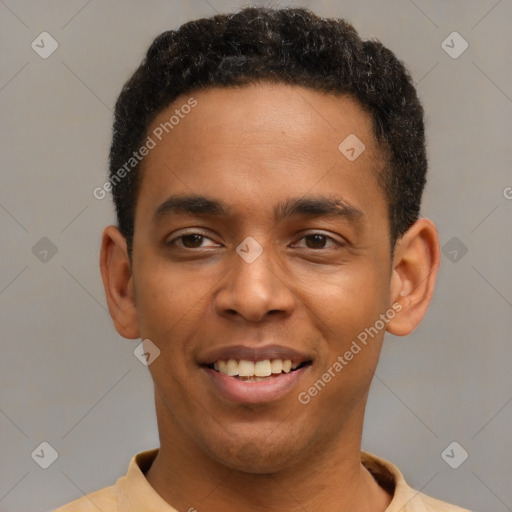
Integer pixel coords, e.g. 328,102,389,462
203,365,311,404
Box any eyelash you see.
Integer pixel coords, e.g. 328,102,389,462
167,231,344,250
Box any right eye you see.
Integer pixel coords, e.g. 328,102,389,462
166,232,221,249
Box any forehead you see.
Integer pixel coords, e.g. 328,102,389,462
136,83,386,229
148,82,378,156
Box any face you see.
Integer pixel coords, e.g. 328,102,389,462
128,83,397,472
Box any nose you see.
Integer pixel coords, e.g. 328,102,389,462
214,244,296,323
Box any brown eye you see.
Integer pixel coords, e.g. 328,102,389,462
293,233,342,250
180,234,205,248
167,232,219,249
304,234,329,249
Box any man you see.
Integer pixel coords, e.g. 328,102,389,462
56,6,471,512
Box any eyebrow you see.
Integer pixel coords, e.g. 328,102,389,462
153,193,364,224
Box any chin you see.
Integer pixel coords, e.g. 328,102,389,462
205,433,306,474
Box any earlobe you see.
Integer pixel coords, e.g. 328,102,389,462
99,225,140,339
386,218,440,337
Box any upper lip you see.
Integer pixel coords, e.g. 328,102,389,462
199,344,313,365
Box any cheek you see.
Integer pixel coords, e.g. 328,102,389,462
294,262,391,407
132,262,212,355
133,272,206,404
293,259,389,338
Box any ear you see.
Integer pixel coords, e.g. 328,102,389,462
99,225,140,339
386,218,440,336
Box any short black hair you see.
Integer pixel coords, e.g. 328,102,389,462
109,6,426,253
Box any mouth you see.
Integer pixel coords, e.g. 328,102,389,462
199,344,314,404
205,358,312,381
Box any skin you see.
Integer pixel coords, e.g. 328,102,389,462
100,82,440,512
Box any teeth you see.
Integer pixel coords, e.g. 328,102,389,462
238,360,255,377
226,359,238,376
213,358,298,377
271,359,283,374
218,360,228,374
254,360,272,377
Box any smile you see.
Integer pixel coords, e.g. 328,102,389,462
207,358,311,380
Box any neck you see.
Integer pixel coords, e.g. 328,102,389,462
145,402,392,512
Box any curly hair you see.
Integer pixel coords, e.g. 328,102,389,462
109,6,426,253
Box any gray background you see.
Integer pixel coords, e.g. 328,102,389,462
1,1,511,511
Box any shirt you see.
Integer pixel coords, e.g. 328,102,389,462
54,449,472,512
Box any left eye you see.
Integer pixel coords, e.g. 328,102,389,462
293,233,341,250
